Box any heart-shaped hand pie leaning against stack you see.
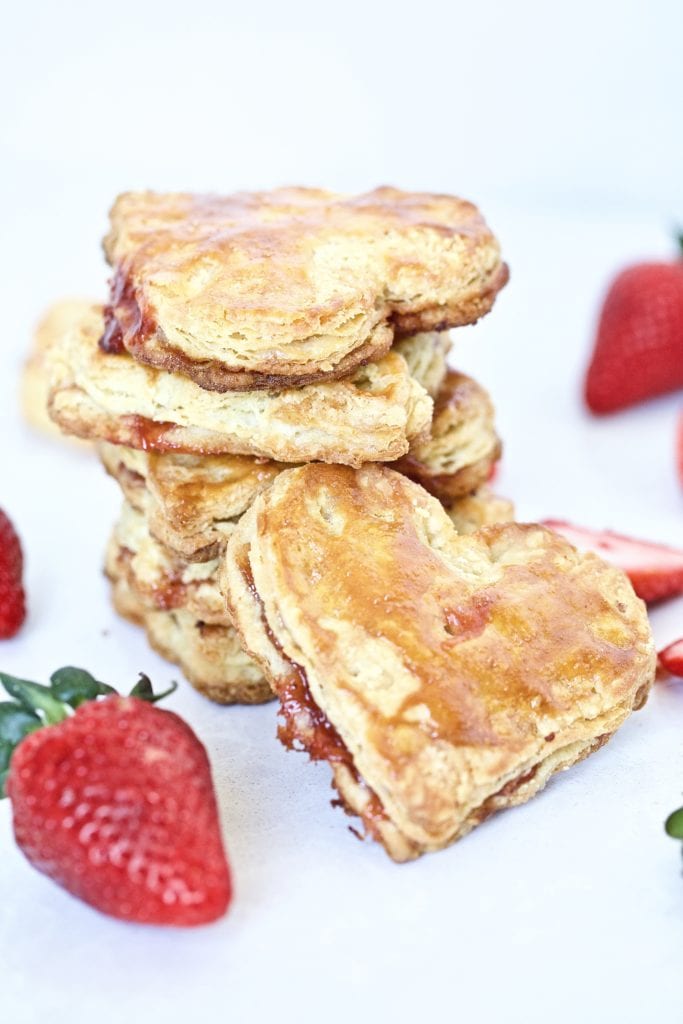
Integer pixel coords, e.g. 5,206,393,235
221,464,656,862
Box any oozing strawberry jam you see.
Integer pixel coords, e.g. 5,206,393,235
100,267,156,355
241,560,388,839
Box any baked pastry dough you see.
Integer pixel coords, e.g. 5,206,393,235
221,464,655,861
102,187,507,390
105,502,229,626
98,443,282,562
22,301,91,445
47,302,433,465
97,363,501,564
393,370,500,501
108,569,270,705
444,486,514,534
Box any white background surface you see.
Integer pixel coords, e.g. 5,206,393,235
2,2,683,1021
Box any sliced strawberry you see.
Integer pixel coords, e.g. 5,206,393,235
658,639,683,677
542,520,683,603
677,411,683,489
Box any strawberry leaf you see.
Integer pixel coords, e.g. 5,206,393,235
0,739,13,772
0,702,41,744
129,673,178,703
50,667,116,708
665,807,683,839
0,673,67,724
0,702,44,799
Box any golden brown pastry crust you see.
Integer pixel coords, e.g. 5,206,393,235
107,555,271,706
103,187,507,390
98,442,283,562
97,373,504,564
393,370,500,501
47,303,433,465
221,465,655,861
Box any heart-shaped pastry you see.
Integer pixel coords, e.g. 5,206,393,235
221,464,655,861
102,187,507,391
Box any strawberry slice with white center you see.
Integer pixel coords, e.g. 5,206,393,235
541,520,683,604
659,639,683,677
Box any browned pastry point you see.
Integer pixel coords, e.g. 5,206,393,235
102,187,507,390
220,464,655,862
393,369,501,501
98,443,281,562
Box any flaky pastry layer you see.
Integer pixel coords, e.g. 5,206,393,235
394,370,501,501
105,501,229,626
47,303,433,465
108,564,270,705
97,361,502,562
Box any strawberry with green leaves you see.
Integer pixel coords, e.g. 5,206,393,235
1,667,231,926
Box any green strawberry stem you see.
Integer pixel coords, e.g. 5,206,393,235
0,668,177,798
677,230,683,258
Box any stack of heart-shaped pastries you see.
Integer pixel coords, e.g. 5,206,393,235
37,186,655,860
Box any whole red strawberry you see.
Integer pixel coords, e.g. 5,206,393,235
1,668,231,926
585,240,683,414
0,509,26,638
